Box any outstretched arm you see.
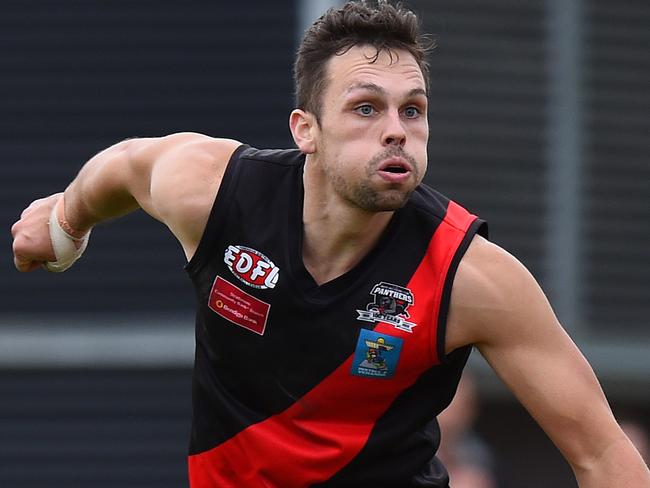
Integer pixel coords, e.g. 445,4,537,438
11,132,241,271
446,236,650,488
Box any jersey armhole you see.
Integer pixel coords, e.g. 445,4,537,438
184,143,250,276
435,218,488,364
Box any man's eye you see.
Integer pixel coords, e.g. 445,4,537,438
355,104,375,116
404,106,421,118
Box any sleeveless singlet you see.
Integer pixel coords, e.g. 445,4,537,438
184,145,487,488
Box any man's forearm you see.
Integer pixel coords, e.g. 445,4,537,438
574,436,650,488
62,138,146,232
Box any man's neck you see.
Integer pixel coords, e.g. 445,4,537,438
302,163,394,286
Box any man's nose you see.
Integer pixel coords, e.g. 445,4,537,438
382,110,406,147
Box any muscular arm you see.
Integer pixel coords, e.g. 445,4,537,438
11,132,241,270
445,236,650,488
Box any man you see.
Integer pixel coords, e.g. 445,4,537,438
10,2,649,487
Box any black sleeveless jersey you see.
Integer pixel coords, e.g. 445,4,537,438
184,145,487,488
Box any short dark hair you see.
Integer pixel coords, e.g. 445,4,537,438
294,1,432,122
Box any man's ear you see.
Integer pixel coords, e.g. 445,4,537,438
289,109,317,154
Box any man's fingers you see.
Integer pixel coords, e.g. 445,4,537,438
19,194,60,219
12,231,52,272
20,200,41,219
26,261,43,272
13,255,41,273
20,207,32,219
10,220,20,238
12,192,64,272
12,238,31,271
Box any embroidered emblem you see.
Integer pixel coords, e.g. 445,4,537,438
356,281,417,333
223,245,280,289
351,329,404,379
208,276,271,335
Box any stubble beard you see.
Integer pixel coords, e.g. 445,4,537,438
327,146,421,213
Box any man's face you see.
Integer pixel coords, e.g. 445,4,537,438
313,45,429,212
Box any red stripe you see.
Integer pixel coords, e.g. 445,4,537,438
414,201,477,365
189,204,478,488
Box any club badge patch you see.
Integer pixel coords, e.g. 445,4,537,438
351,329,403,379
356,281,417,333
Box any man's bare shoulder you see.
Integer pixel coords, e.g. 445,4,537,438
445,234,548,353
128,132,241,167
133,133,242,260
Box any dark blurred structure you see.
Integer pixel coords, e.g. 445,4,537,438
438,371,498,488
1,1,648,487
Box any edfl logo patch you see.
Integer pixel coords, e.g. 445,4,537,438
223,245,280,289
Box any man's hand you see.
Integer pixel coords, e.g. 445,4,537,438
11,193,61,272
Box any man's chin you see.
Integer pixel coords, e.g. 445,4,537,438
355,189,413,213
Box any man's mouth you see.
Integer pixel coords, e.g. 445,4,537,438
377,156,413,180
383,165,408,174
